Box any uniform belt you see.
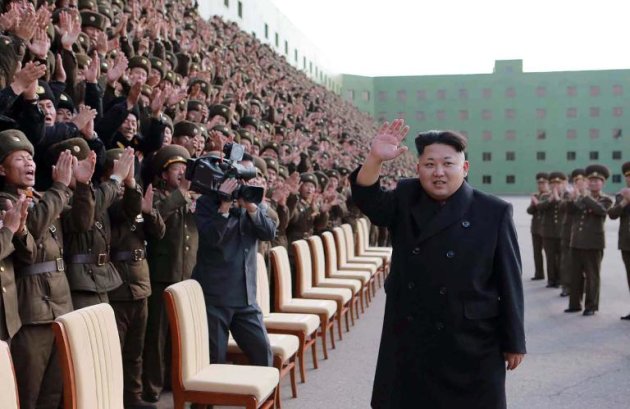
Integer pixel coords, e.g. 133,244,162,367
17,258,65,276
67,253,110,266
111,249,145,262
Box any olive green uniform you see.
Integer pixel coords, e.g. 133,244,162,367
608,194,630,297
0,228,20,342
527,193,546,280
538,193,563,287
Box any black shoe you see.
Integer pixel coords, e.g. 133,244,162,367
582,309,595,316
620,314,630,320
140,393,159,404
560,290,570,297
531,277,544,281
126,401,157,409
564,307,582,313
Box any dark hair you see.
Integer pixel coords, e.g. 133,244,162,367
414,130,468,156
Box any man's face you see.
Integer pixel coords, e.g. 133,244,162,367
82,26,101,42
299,181,316,200
119,113,137,140
38,99,56,126
625,174,630,187
187,109,202,123
128,67,148,85
250,104,261,116
328,177,339,190
163,127,172,145
56,108,73,123
537,180,549,193
162,162,186,190
588,177,604,194
267,168,277,184
251,145,260,156
415,143,469,201
0,150,36,188
574,177,586,191
193,135,205,157
262,149,278,159
240,139,252,153
551,180,563,192
209,115,226,127
173,135,196,156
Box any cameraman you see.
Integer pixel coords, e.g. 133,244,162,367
192,173,277,366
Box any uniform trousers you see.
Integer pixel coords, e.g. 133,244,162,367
542,237,561,286
111,298,148,405
623,251,630,293
559,239,572,290
71,290,109,310
205,301,272,366
142,282,171,400
568,248,603,311
532,233,545,279
11,324,62,409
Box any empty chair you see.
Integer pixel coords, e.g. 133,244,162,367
292,240,353,340
358,218,392,257
0,340,19,409
256,253,320,384
341,224,385,293
163,280,279,409
52,303,125,409
270,246,337,360
356,219,392,288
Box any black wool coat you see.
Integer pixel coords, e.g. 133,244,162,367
351,170,526,409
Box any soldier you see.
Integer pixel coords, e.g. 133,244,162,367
106,149,165,409
286,172,329,245
565,165,613,316
608,162,630,320
322,169,348,232
527,172,549,281
142,145,198,403
538,172,567,288
558,169,586,297
264,157,290,251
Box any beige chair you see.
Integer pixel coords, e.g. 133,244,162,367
0,340,19,409
333,226,379,298
321,231,373,311
308,235,362,324
358,218,392,257
270,246,337,360
52,303,125,409
341,224,385,294
256,253,320,384
163,280,279,409
292,240,353,340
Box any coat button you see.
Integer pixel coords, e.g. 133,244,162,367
0,266,4,272
1,287,5,294
412,247,420,255
461,220,471,228
436,322,444,331
439,287,447,295
446,250,455,258
43,295,50,301
406,315,414,322
408,282,415,290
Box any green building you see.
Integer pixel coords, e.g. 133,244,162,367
341,60,628,194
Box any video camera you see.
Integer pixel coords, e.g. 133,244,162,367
185,143,265,204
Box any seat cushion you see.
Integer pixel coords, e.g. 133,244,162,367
318,277,362,293
302,287,352,304
0,341,18,409
184,364,279,403
281,298,337,319
264,313,320,334
228,334,299,363
340,262,377,274
330,270,371,284
350,255,383,268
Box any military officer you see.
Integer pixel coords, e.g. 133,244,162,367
558,169,586,297
286,173,329,245
565,165,613,316
608,162,630,320
538,172,567,288
527,172,550,280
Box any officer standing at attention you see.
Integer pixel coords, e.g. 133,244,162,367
527,173,549,281
608,162,630,320
538,172,567,288
558,169,586,297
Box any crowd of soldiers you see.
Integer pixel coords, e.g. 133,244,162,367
0,0,409,408
527,162,630,318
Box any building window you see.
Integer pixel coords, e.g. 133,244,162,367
397,90,407,102
612,151,622,160
303,56,306,69
436,89,446,100
567,129,577,140
505,109,515,119
536,151,546,161
590,107,600,117
224,0,229,7
567,151,576,161
613,85,623,96
567,86,577,96
589,129,599,139
536,108,546,119
482,88,492,99
362,91,370,101
397,112,406,120
482,110,492,120
505,87,516,98
566,107,577,118
482,131,492,141
482,152,492,161
613,107,623,117
415,111,425,121
309,61,312,73
436,110,446,120
613,174,622,183
506,175,515,184
378,91,387,101
506,151,515,161
416,90,426,100
613,128,622,139
537,130,546,140
346,90,354,101
590,151,599,160
284,40,288,55
536,86,546,97
459,110,469,120
264,23,269,39
505,130,516,140
459,89,468,99
237,1,243,17
274,32,279,47
482,175,492,184
294,49,298,62
590,85,600,96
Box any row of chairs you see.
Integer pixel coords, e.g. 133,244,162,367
0,218,391,409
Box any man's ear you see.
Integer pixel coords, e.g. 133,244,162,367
0,164,6,177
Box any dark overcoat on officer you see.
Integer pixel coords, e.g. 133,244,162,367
351,171,526,409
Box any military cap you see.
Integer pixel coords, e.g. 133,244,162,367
300,172,318,188
187,100,204,112
275,125,286,136
175,73,183,86
47,138,90,162
208,104,231,123
261,121,273,134
173,121,200,138
261,142,280,157
278,165,289,180
548,171,566,183
78,0,97,10
100,59,109,73
80,11,107,31
128,56,151,75
76,32,90,53
141,85,153,98
165,52,178,69
163,114,173,132
314,171,329,189
98,4,113,22
622,162,630,177
325,169,340,180
36,80,56,103
164,71,176,84
249,98,263,109
252,156,268,178
57,93,75,112
571,169,585,181
104,148,123,172
585,164,610,180
75,54,92,69
237,129,253,144
280,142,292,154
183,22,196,33
0,129,34,163
210,124,230,138
198,126,209,142
337,167,350,177
189,78,210,96
535,172,549,182
110,0,124,10
252,136,262,148
263,156,279,173
153,144,190,172
150,57,167,79
240,116,259,130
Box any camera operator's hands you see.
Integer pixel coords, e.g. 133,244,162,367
218,178,239,199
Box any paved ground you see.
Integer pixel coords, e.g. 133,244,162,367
157,196,630,409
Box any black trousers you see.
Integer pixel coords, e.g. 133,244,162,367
205,301,272,366
532,233,545,279
568,248,603,311
543,237,561,286
623,251,630,294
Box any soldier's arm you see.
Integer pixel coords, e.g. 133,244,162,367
84,82,104,122
142,207,166,239
313,210,329,232
63,181,95,233
155,188,189,221
26,183,71,239
11,228,36,265
275,203,290,232
0,226,15,260
121,184,142,221
582,195,612,216
607,195,626,219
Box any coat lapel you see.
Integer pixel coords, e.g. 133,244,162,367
413,182,474,245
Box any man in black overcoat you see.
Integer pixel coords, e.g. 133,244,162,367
351,120,526,409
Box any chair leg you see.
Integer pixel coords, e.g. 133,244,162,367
349,296,356,326
329,318,336,350
290,358,298,398
320,319,329,359
298,337,307,383
359,287,366,313
337,313,343,341
311,335,319,369
346,301,352,330
173,395,186,409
